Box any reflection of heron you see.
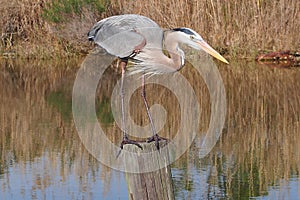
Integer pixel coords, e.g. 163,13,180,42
88,14,228,153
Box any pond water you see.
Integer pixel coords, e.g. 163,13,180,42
0,56,299,200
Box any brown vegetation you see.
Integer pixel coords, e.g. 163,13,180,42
0,0,104,58
113,0,300,57
0,0,299,58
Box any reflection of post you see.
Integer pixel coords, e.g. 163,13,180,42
124,141,175,200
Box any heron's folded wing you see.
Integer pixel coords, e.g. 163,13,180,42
94,30,145,58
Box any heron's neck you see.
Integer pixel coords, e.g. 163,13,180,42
163,31,184,71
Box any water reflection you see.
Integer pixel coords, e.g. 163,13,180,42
0,58,299,199
0,58,126,199
173,60,300,199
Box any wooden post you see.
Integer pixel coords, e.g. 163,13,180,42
124,141,175,200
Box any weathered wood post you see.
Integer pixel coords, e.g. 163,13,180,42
124,141,175,200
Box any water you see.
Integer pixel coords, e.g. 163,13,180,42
0,57,299,199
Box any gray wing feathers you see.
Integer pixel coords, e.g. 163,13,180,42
88,15,160,58
95,30,144,58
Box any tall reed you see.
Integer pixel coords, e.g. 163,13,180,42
0,0,299,57
111,0,300,56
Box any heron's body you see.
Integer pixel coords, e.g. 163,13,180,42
88,14,191,74
88,14,228,153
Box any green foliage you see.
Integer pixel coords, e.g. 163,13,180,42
46,91,72,120
42,0,109,23
96,98,114,125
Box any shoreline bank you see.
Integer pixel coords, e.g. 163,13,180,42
1,0,299,60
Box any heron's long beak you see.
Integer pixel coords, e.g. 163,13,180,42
196,40,229,64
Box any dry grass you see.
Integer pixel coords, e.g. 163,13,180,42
0,0,47,54
112,0,300,56
0,0,104,58
0,0,299,58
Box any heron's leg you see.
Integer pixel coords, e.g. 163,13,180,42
141,74,168,150
117,61,142,158
132,29,146,54
141,74,157,135
133,37,146,53
120,61,127,140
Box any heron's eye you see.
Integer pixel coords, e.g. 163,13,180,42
190,35,195,40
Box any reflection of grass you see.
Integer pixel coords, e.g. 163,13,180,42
46,91,72,120
170,60,300,199
46,91,114,124
96,98,114,125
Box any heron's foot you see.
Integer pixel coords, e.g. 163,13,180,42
120,136,143,149
116,136,143,158
146,134,169,150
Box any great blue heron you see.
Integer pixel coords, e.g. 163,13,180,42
88,14,228,153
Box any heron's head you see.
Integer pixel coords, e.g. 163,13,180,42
173,28,229,64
